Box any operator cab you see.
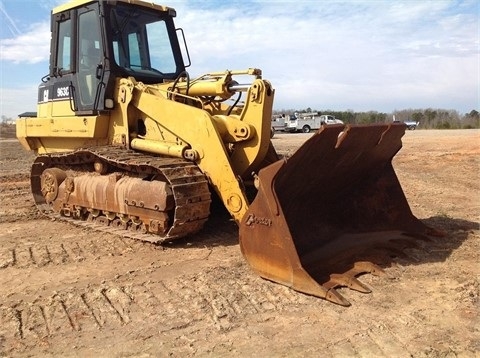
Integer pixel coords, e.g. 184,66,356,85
40,0,186,116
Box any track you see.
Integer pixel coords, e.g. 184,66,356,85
31,146,212,242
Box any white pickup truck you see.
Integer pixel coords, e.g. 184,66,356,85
296,114,344,133
393,119,420,130
271,114,299,133
403,120,420,130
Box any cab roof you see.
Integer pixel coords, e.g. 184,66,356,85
53,0,175,15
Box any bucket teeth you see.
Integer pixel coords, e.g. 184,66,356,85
325,289,351,307
352,261,386,277
328,274,371,293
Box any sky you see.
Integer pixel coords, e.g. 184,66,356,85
0,0,478,118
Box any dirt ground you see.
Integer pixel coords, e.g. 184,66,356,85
0,129,478,357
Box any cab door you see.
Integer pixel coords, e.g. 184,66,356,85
76,5,104,112
38,10,75,118
42,3,106,118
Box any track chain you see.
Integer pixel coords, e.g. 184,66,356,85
31,146,211,243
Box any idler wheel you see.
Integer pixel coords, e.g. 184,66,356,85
94,160,109,174
40,168,67,203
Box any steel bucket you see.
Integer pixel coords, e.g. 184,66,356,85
240,123,429,306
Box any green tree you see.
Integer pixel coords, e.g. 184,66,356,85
464,109,480,128
424,109,437,127
411,112,424,123
468,109,479,118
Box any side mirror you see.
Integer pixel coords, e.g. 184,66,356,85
176,28,191,68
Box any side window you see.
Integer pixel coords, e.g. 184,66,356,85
79,10,101,70
112,42,119,64
78,10,102,106
56,19,71,72
146,22,176,73
128,33,141,67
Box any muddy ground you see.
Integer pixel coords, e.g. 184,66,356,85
0,129,478,357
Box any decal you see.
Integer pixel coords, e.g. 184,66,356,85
245,213,272,227
56,86,70,98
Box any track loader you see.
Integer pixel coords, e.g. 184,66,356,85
16,0,431,306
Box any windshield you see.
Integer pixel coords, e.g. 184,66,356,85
110,5,179,77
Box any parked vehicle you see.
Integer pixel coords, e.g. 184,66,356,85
404,120,420,130
295,114,344,133
393,115,419,130
271,114,298,133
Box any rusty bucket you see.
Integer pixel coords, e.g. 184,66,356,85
239,123,429,306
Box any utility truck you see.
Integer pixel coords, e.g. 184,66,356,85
404,120,420,130
295,113,344,133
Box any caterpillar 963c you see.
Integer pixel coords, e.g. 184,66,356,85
16,0,430,306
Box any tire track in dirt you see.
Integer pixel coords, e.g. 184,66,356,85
0,285,135,346
0,217,307,349
0,264,317,351
0,219,460,357
0,173,30,184
1,133,479,357
0,238,113,269
152,269,284,331
328,328,411,358
0,180,36,225
0,221,140,270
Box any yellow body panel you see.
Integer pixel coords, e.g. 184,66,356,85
16,112,110,152
17,114,109,138
51,100,75,118
125,75,274,221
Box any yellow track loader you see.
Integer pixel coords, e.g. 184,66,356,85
16,0,430,306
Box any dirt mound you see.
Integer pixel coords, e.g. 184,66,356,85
1,130,479,357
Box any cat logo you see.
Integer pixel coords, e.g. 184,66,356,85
43,89,49,102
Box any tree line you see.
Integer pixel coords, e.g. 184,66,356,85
273,108,480,129
2,109,480,129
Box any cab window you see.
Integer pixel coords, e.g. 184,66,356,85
56,19,72,73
